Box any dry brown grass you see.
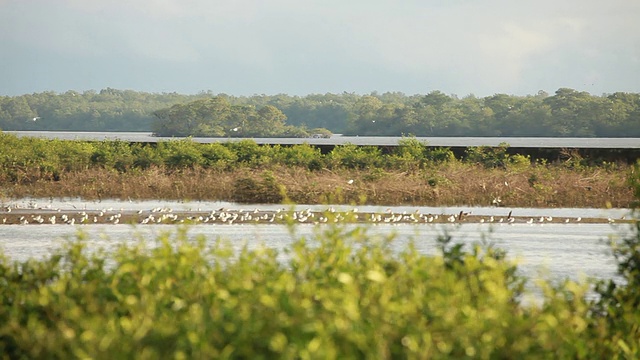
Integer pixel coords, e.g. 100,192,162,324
1,164,633,208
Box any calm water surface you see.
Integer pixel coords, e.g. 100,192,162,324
6,131,640,148
1,198,635,291
0,221,630,285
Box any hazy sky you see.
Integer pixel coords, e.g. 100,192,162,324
1,0,639,97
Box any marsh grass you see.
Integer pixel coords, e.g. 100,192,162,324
0,133,634,207
2,163,632,207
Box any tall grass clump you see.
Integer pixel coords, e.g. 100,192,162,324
1,217,639,358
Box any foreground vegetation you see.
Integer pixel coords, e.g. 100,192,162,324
1,87,639,137
1,136,639,358
0,214,639,358
1,132,635,207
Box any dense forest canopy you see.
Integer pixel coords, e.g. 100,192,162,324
1,88,639,137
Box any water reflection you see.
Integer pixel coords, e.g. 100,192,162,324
0,222,629,287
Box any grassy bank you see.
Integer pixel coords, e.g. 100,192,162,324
0,133,635,207
1,164,633,208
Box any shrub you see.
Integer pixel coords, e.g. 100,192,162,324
225,140,271,167
329,144,382,169
387,137,426,170
159,139,205,169
507,154,532,173
90,140,134,172
465,142,510,168
200,143,237,170
272,144,324,170
130,143,164,169
424,147,456,164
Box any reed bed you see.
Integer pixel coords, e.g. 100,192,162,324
0,134,634,207
2,163,633,208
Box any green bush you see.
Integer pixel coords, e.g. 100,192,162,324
272,144,324,170
424,147,456,164
507,154,532,173
1,220,639,358
465,143,511,169
90,140,134,172
329,144,382,169
225,140,272,167
130,143,164,169
200,143,238,170
386,138,456,170
387,137,426,170
160,139,205,169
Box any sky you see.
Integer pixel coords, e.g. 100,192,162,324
1,0,639,97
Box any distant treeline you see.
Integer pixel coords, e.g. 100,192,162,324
1,88,639,137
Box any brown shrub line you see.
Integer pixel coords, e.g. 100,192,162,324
1,164,634,208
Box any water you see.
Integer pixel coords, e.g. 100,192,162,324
3,197,631,220
0,219,630,284
6,131,640,148
1,197,635,299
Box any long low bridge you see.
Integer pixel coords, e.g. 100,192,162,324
6,131,640,162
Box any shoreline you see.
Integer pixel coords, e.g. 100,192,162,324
1,207,633,226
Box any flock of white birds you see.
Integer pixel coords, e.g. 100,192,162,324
0,204,612,226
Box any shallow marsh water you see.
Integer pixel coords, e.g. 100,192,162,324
1,198,633,284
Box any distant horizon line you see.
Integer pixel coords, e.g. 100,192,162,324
3,87,638,98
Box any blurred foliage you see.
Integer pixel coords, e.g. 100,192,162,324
1,88,639,137
0,219,638,358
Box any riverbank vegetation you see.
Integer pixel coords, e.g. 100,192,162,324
0,133,635,207
1,88,639,137
1,136,639,358
1,212,639,357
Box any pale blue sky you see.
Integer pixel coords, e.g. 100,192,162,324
1,0,638,97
